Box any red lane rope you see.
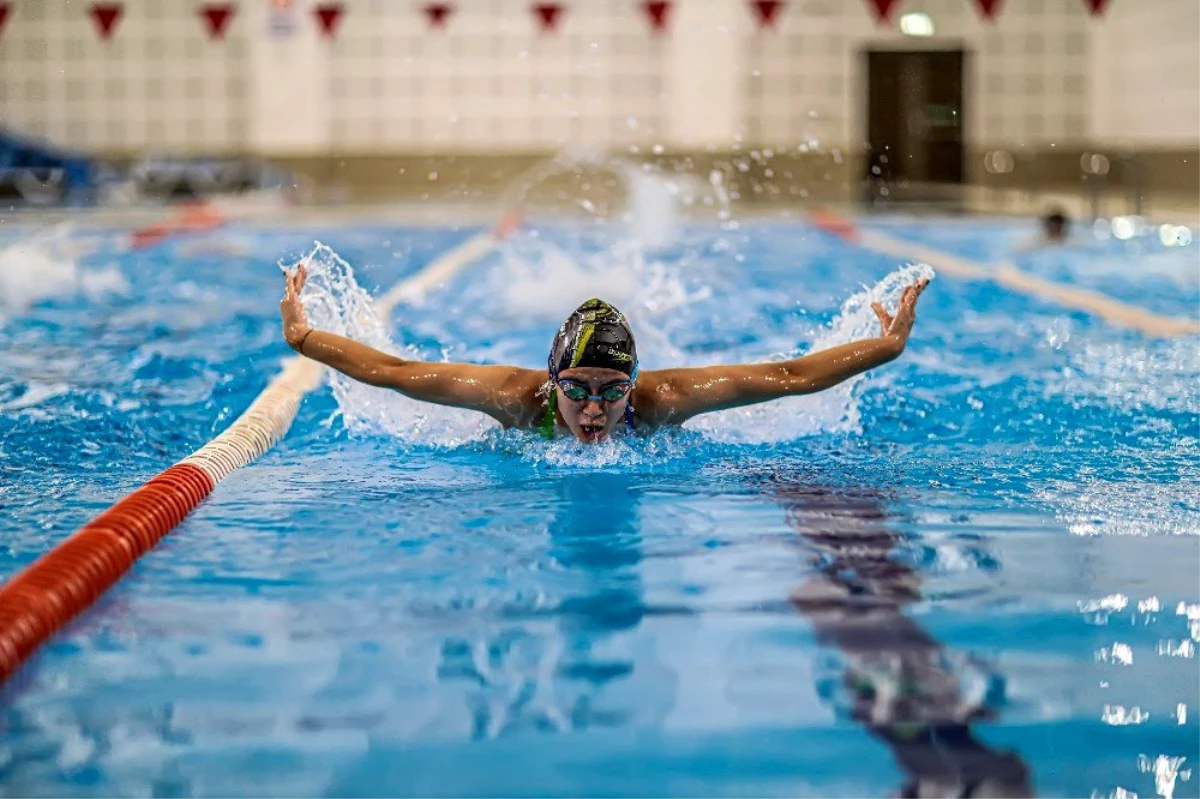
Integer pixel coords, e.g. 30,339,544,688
0,464,214,682
0,210,521,686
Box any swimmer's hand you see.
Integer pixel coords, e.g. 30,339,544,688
871,278,928,349
280,263,313,352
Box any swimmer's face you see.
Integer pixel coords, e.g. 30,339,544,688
555,367,633,444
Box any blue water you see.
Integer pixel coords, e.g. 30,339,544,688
1,216,1197,798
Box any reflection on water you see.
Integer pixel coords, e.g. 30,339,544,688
765,475,1032,798
430,468,1034,797
435,472,674,739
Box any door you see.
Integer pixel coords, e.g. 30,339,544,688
865,50,966,205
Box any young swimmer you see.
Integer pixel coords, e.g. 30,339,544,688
280,265,928,443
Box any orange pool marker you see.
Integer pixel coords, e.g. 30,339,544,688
807,208,860,243
492,206,524,238
0,464,214,682
130,204,226,250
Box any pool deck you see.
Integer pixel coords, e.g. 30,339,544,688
1,185,1197,229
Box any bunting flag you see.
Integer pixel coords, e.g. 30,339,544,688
865,0,901,24
0,3,10,41
642,1,671,34
972,0,1003,21
313,2,344,39
423,3,453,29
1082,0,1109,16
199,3,235,40
532,3,563,34
89,2,123,40
750,0,784,29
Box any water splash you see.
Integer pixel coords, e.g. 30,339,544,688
0,225,125,327
503,145,726,245
620,166,683,249
285,242,495,445
477,233,708,369
688,263,935,443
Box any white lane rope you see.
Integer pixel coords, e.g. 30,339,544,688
857,228,1199,338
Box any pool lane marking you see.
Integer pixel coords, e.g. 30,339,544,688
853,228,988,280
989,261,1200,338
0,213,520,684
812,213,1199,338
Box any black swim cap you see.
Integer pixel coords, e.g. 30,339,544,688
548,298,638,379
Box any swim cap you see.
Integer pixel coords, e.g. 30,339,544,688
548,298,638,379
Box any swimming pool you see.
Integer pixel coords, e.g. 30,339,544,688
1,213,1197,797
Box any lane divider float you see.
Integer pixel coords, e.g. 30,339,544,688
0,209,522,684
810,209,1200,338
130,203,226,250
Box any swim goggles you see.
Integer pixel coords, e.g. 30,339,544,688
555,378,633,404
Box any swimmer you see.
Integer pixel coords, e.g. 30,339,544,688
280,265,927,444
1015,208,1073,253
1041,208,1071,245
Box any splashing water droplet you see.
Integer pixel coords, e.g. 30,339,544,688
687,263,935,443
285,242,494,445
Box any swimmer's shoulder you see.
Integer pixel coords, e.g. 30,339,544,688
630,370,682,429
501,367,554,429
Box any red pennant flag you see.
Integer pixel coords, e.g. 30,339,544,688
1082,0,1109,16
865,0,901,24
89,2,123,40
642,1,671,34
314,3,344,38
750,0,784,28
199,3,235,40
532,3,563,34
0,4,11,41
972,0,1003,21
423,3,453,29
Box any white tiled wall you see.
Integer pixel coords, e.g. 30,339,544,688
325,0,668,153
0,0,1194,156
1090,0,1200,146
0,0,249,154
743,0,1093,150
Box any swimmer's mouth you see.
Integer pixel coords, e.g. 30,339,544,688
578,422,606,442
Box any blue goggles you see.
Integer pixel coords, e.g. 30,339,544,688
555,378,633,403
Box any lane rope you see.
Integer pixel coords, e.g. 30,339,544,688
811,210,1199,338
130,203,226,250
0,210,521,684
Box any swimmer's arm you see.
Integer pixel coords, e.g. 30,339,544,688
280,266,541,426
640,279,927,425
293,330,541,426
640,337,903,424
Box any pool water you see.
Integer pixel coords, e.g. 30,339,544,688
1,215,1197,797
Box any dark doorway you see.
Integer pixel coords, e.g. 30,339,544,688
864,49,966,206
